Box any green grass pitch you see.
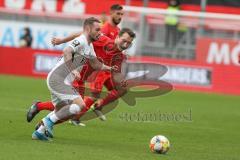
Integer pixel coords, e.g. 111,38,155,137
0,75,239,160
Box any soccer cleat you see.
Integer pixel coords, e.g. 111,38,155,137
93,109,107,121
69,120,86,127
42,117,54,138
35,122,55,139
35,121,42,131
32,130,50,141
26,101,40,122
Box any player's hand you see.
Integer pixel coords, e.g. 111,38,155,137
72,70,81,80
110,65,119,72
120,79,128,88
51,37,63,46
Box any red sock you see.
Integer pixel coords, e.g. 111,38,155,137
96,90,119,109
84,96,95,109
36,101,54,111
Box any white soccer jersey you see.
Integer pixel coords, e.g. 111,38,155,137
46,34,96,106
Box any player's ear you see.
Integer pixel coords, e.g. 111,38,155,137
110,10,115,15
86,25,90,33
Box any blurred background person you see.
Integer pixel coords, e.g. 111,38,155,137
164,0,180,49
19,27,33,48
100,11,108,26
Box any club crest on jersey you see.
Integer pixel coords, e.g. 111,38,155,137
112,54,122,61
72,40,80,47
103,41,115,53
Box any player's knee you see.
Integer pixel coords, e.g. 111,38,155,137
116,86,127,95
124,88,127,93
120,89,127,96
81,102,86,109
69,104,81,114
72,98,86,110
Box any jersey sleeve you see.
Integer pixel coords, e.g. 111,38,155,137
69,37,82,52
93,35,110,47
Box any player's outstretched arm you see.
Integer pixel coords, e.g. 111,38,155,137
89,58,118,71
51,32,82,45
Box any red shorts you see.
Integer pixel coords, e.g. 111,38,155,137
72,80,85,98
90,71,114,95
72,71,115,98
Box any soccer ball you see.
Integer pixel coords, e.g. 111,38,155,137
149,135,170,154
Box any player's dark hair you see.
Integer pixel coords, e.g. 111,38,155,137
83,17,100,29
110,4,123,11
119,28,136,39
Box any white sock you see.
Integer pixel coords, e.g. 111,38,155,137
46,111,55,118
37,125,46,134
49,113,60,123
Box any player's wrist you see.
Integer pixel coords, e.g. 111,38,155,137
58,39,65,44
101,64,111,71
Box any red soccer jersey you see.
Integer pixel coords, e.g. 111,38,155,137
93,35,126,72
101,22,120,40
75,35,126,82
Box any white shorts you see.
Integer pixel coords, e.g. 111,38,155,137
46,57,82,107
50,92,80,107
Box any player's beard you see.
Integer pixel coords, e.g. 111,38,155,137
117,44,125,51
112,18,121,25
119,46,127,51
89,34,99,42
118,43,132,51
89,35,96,42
